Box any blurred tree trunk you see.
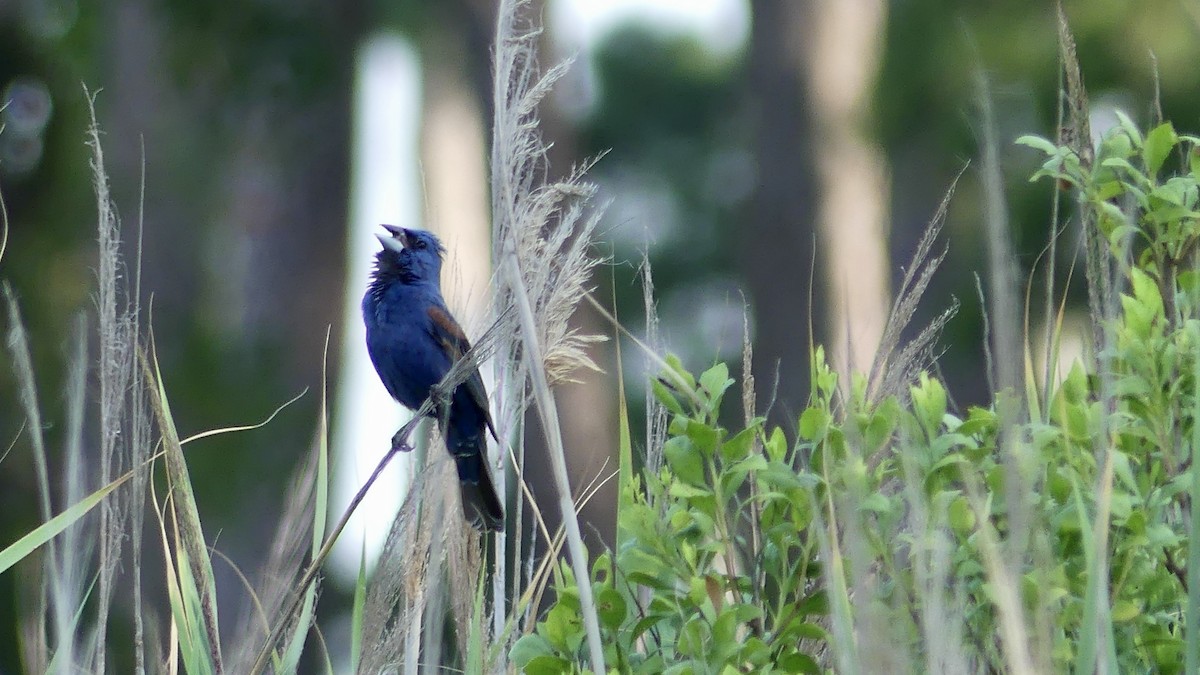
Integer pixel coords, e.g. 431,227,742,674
745,1,891,422
743,1,822,426
805,0,891,386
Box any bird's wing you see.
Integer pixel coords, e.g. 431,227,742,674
426,305,498,439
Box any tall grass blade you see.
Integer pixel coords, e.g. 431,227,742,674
153,481,215,675
4,282,58,670
813,485,859,675
49,316,90,671
41,573,98,675
640,256,667,471
0,472,132,575
3,283,53,537
615,304,633,550
277,333,332,673
142,342,225,672
131,126,153,675
973,69,1020,397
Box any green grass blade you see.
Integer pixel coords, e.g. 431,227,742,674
466,564,488,674
152,479,208,675
278,331,332,673
141,341,224,671
177,536,218,675
615,312,633,550
0,472,131,575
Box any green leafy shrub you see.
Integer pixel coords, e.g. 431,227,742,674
514,357,827,674
515,116,1200,673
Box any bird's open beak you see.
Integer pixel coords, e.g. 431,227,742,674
376,224,410,253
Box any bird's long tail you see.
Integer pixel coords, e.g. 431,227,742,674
453,450,504,532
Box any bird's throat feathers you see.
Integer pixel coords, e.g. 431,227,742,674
367,251,436,305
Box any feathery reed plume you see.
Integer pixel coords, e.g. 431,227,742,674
489,2,606,400
866,171,961,404
489,0,608,669
5,89,153,674
85,85,138,675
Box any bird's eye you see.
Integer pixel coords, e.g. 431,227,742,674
412,239,426,250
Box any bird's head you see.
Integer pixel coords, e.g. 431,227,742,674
374,224,446,285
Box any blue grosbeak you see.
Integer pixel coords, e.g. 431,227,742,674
363,224,504,531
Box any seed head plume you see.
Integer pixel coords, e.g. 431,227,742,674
489,0,609,670
866,170,962,404
490,2,607,399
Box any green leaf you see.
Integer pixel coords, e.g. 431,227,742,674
1100,157,1147,185
1143,121,1178,177
1111,599,1142,623
685,419,720,457
510,634,555,667
1114,110,1143,147
720,423,759,461
778,651,822,674
1015,134,1060,155
664,437,705,486
792,622,829,641
859,492,891,514
910,373,947,436
798,407,830,441
652,378,685,415
541,603,583,653
668,481,712,499
765,426,788,462
1130,266,1165,320
1099,129,1134,161
699,362,733,402
594,586,627,630
948,494,976,534
523,655,573,675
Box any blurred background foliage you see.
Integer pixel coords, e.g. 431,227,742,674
2,0,1199,670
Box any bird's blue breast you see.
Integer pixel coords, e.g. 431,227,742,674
362,282,452,411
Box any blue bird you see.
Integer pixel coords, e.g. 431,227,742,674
363,224,504,531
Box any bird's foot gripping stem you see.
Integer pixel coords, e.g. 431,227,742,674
390,416,423,453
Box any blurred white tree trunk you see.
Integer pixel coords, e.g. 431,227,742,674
423,59,492,333
805,0,891,384
331,34,420,579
